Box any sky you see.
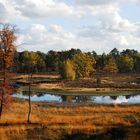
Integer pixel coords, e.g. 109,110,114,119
0,0,140,53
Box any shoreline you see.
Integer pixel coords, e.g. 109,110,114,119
17,85,140,96
14,73,140,95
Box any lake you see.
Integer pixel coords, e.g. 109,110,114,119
12,92,140,104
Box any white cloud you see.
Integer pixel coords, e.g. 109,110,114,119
15,0,82,18
76,0,116,5
0,0,27,23
0,3,7,23
17,24,76,51
0,0,84,22
17,21,140,53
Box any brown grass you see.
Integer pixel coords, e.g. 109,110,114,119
14,73,140,94
0,100,140,139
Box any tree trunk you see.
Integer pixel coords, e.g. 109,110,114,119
0,96,3,119
0,80,5,119
27,73,32,124
0,58,6,119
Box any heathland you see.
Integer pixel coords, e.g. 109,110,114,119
0,73,140,139
0,99,140,140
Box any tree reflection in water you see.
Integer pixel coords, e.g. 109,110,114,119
13,92,140,104
61,95,91,103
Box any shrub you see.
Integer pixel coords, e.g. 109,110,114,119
60,60,76,80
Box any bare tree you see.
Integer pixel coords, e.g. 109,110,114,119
22,51,41,124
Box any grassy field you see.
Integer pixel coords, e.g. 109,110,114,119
0,99,140,139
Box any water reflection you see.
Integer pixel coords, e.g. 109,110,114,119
61,95,91,103
110,96,117,100
12,92,140,104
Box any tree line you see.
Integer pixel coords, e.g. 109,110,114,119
14,48,140,80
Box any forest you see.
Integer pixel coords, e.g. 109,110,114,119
15,48,140,80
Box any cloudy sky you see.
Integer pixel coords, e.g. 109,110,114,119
0,0,140,53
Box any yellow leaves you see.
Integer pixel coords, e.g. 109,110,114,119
73,53,96,78
103,57,118,73
60,59,76,80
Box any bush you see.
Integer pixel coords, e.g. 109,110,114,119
60,60,76,81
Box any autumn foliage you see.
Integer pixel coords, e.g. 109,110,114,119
0,24,16,118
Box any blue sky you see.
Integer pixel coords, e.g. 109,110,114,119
0,0,140,53
120,3,140,22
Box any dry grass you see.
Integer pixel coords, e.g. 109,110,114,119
14,73,140,94
13,73,60,79
0,100,140,139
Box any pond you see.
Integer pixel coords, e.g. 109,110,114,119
12,92,140,104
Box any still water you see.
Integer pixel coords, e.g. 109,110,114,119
13,92,140,104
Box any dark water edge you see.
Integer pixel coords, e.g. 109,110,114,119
2,125,140,140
